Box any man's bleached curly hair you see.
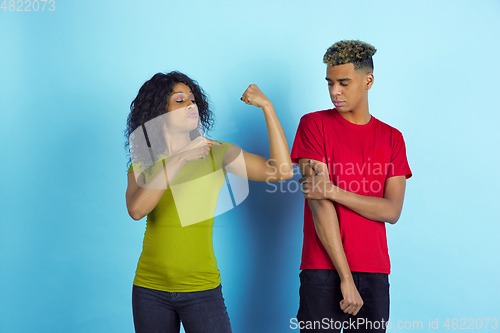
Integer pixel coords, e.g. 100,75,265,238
323,40,377,72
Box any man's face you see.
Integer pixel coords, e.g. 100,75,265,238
326,63,373,113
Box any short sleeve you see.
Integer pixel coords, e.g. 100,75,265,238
211,141,232,170
128,160,147,174
127,156,169,184
291,114,326,165
387,130,412,179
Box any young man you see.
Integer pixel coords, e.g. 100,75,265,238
291,40,412,332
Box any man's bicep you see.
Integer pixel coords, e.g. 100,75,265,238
384,175,406,208
291,115,326,165
298,158,334,212
297,158,331,179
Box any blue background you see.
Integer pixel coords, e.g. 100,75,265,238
1,0,499,332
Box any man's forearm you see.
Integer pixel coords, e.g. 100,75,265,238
308,199,353,281
327,186,401,224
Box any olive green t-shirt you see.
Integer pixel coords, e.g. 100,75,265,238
128,141,232,292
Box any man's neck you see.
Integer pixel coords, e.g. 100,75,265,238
337,106,371,125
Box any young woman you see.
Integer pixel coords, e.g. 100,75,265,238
124,71,293,333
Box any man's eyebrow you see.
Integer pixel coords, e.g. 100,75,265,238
325,78,351,82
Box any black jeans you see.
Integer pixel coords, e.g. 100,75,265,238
132,284,232,333
297,270,390,332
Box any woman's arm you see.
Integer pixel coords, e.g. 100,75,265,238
126,137,220,220
126,155,186,220
224,84,293,182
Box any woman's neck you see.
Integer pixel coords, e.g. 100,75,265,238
162,131,191,156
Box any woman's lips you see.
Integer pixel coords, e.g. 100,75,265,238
333,101,345,107
186,105,199,117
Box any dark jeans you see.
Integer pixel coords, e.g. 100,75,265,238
132,284,232,333
297,270,389,332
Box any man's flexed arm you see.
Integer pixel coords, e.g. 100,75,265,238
298,158,363,316
301,160,407,224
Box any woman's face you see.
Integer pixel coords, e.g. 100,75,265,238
163,82,200,134
166,82,196,112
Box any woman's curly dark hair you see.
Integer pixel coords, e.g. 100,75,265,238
124,71,215,168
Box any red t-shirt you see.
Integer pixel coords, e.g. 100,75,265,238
291,109,412,274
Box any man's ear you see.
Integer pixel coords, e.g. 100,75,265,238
366,72,374,90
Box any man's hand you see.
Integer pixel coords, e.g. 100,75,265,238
340,279,364,315
299,160,335,200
